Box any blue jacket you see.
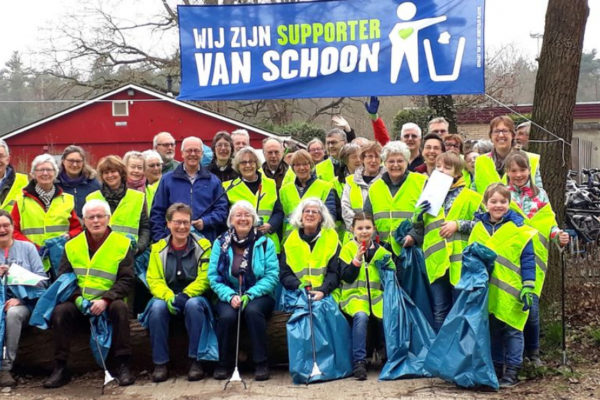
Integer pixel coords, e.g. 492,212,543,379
150,164,228,242
473,209,536,285
208,231,279,303
57,175,101,218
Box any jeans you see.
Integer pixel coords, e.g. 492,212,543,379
350,312,385,363
430,272,454,332
523,294,540,353
2,305,30,371
147,297,207,365
490,314,524,368
215,296,274,368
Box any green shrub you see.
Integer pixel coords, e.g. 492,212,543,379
391,107,435,140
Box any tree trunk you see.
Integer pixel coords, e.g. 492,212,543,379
427,95,458,133
530,0,589,302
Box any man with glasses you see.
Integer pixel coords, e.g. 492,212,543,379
153,132,180,174
428,117,450,139
399,122,424,171
150,137,228,242
44,199,135,388
315,128,347,198
0,140,28,213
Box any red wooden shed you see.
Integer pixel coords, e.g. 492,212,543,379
1,84,294,171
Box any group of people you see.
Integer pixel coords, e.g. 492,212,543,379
0,99,567,390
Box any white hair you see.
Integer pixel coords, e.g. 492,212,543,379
30,154,59,175
153,131,175,148
227,200,258,228
231,146,259,173
231,129,250,140
381,141,411,163
82,199,111,218
288,198,335,230
326,128,347,143
401,122,422,138
181,136,203,152
123,150,144,167
0,139,9,156
142,149,162,163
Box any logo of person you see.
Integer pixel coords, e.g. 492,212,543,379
389,2,466,84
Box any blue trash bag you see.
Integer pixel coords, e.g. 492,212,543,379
138,296,219,361
81,299,113,369
394,220,434,328
285,289,352,384
30,273,78,329
135,249,150,288
45,236,67,278
379,262,436,380
8,285,46,305
202,144,213,167
424,243,499,390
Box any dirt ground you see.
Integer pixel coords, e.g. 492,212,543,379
3,362,600,400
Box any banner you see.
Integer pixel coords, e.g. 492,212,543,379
178,0,485,100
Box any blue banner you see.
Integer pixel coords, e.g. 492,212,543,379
178,0,485,100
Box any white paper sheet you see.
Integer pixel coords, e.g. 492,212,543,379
6,263,49,286
416,170,454,216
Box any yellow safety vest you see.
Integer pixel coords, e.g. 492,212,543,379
368,173,427,256
279,178,333,235
66,231,131,300
345,174,365,215
223,175,281,253
337,241,393,318
462,169,473,190
468,220,536,331
145,180,160,215
86,189,145,241
282,167,296,188
0,172,28,212
510,202,557,297
283,227,339,289
316,158,343,197
16,192,74,248
473,152,540,194
422,187,482,285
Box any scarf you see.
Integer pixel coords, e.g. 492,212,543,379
217,228,258,292
127,176,146,192
102,183,127,212
35,183,56,209
58,170,86,187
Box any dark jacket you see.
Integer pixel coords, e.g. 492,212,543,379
57,173,101,218
150,164,228,242
208,159,238,183
262,161,289,190
0,165,20,205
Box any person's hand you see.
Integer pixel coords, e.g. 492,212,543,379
364,96,380,115
520,286,535,311
354,240,367,265
240,294,250,310
309,290,324,301
173,293,190,311
412,201,431,223
4,298,21,312
62,233,70,240
331,115,350,132
439,221,458,238
230,295,242,309
192,219,204,231
403,235,415,248
89,299,108,316
74,296,85,312
257,223,271,233
167,297,179,315
558,230,570,247
0,264,8,278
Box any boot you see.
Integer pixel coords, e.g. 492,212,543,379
526,349,543,368
151,364,169,383
213,365,230,380
116,361,135,386
0,371,16,387
43,360,70,389
254,362,270,381
499,366,520,388
187,360,204,381
353,360,367,381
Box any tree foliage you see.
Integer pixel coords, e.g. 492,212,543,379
392,107,435,140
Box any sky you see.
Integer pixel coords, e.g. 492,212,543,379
1,0,598,70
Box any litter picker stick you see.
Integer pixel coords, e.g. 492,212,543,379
224,273,247,390
197,179,242,220
89,319,115,395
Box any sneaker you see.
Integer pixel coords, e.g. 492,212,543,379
254,363,270,381
499,366,520,388
152,364,169,383
213,366,230,380
353,361,367,381
188,360,204,381
526,350,543,368
0,371,16,387
43,361,70,389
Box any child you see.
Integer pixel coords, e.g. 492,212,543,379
505,151,569,366
338,212,394,380
469,183,537,387
414,152,482,331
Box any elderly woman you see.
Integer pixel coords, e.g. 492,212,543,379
279,198,340,302
208,131,238,182
364,141,427,256
279,150,336,237
56,145,101,219
223,146,283,252
145,203,212,383
414,133,446,176
208,200,279,381
12,154,82,276
86,155,149,257
124,151,146,192
142,150,163,214
472,115,542,194
307,138,326,164
341,141,385,231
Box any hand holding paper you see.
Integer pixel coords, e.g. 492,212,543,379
416,170,454,217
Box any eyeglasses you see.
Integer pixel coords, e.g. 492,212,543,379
325,140,339,146
423,145,442,151
64,159,83,164
147,163,163,168
492,129,511,136
157,142,175,147
308,147,324,153
84,214,108,221
171,219,191,227
402,134,419,139
184,149,202,154
232,213,252,219
302,209,320,215
34,168,55,174
216,143,231,149
238,160,256,166
444,142,460,149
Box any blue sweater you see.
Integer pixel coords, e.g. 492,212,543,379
473,209,536,285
